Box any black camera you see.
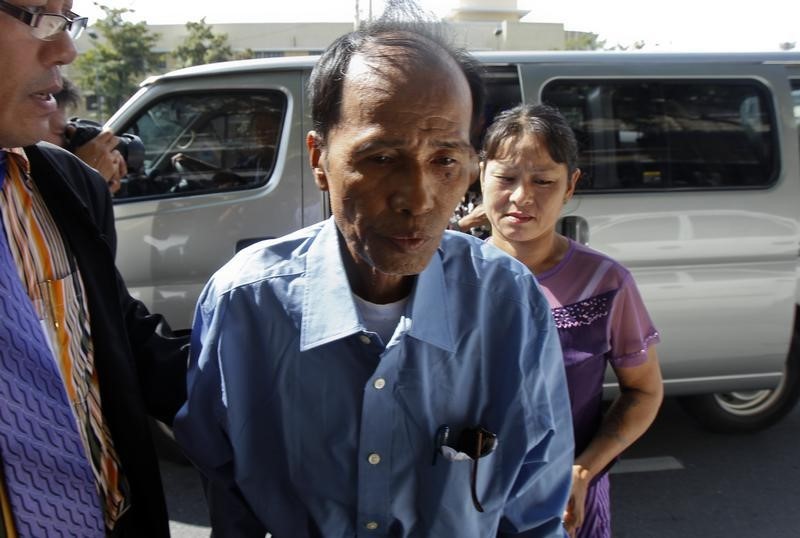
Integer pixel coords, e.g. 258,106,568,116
64,118,145,174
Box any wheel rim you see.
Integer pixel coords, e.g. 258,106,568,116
712,371,786,417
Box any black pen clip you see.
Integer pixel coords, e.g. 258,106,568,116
457,425,497,513
431,424,450,465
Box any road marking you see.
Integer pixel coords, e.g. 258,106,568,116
611,456,684,474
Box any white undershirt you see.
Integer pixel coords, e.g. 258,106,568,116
352,293,408,346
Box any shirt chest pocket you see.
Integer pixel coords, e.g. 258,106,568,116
393,383,506,529
415,444,504,532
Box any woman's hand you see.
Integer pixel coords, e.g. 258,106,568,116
457,203,489,231
563,464,591,537
567,348,663,534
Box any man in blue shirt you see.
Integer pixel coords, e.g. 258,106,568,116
174,12,574,538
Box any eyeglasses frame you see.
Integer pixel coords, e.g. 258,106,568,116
0,0,87,40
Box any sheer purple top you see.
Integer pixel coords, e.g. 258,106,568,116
536,239,660,458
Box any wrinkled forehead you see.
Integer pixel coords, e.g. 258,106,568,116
341,47,470,116
341,64,469,142
347,41,461,89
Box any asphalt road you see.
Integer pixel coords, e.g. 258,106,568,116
610,398,800,537
162,398,800,537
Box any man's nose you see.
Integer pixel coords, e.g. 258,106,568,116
41,29,78,67
388,162,436,216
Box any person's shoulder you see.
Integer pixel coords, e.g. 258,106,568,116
568,239,633,281
440,231,549,317
441,231,531,277
441,230,530,268
205,221,324,297
30,141,92,173
27,142,107,193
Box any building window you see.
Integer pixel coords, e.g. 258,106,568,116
253,50,285,59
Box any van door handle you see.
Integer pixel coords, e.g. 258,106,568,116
557,216,589,245
236,237,275,252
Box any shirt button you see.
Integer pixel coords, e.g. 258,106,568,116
359,334,371,345
373,378,386,390
365,521,379,530
368,453,381,465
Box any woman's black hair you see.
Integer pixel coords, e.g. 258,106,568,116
308,0,485,145
481,103,579,175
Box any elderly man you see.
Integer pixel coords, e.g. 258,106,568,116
174,12,574,538
0,1,187,536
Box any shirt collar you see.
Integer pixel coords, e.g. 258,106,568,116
405,246,456,353
300,218,456,353
0,148,31,191
300,218,362,351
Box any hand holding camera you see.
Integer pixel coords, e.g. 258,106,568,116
63,118,145,194
66,126,127,193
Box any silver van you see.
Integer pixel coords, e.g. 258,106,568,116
107,51,800,432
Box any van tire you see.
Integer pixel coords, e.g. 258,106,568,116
678,306,800,433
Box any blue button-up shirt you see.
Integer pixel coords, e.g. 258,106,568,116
174,218,573,537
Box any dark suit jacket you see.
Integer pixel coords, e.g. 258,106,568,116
25,143,189,538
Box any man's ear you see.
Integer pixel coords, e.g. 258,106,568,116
478,161,486,188
306,131,328,191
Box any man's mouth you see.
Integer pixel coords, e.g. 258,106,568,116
385,233,429,251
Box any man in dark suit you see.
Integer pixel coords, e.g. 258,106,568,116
0,1,187,536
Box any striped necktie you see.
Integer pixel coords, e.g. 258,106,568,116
0,155,104,537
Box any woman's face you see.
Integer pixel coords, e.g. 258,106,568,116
481,133,579,247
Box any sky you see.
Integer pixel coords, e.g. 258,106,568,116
78,0,800,52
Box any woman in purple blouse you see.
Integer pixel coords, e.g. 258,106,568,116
479,104,664,538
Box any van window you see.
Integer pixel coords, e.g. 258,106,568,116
481,66,523,140
117,91,286,200
541,80,777,192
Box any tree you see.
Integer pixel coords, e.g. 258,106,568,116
174,18,235,68
564,32,606,51
73,4,161,118
607,40,646,51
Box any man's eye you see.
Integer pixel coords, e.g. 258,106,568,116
433,156,457,166
369,155,393,164
533,179,556,186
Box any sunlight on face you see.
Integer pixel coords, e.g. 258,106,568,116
310,49,476,302
482,133,577,248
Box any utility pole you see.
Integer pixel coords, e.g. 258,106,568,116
354,0,360,29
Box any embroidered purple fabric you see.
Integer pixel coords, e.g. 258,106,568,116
536,239,660,538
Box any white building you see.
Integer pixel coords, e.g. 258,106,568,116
76,0,572,66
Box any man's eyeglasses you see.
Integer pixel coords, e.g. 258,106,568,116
0,0,87,41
